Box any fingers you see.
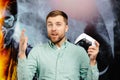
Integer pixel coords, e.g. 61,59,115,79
18,29,28,58
19,29,28,56
88,46,96,53
20,29,27,44
95,40,100,47
20,29,26,42
88,40,99,51
88,46,99,54
24,36,28,45
87,40,99,58
87,40,100,65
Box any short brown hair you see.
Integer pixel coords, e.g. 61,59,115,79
46,10,68,25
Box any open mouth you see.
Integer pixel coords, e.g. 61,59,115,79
51,33,58,37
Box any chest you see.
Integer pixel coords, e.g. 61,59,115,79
38,48,81,74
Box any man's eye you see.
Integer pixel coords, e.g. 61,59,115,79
47,24,52,27
56,23,61,26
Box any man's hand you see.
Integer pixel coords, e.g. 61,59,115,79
87,41,99,66
18,29,28,59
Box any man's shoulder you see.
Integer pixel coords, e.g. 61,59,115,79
68,42,85,52
67,41,85,51
28,43,47,55
33,43,47,49
67,41,88,58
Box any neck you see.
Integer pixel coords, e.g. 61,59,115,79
55,37,66,48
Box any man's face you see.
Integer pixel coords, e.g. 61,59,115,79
47,15,68,43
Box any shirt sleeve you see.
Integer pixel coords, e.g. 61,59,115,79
79,48,99,80
17,47,38,80
87,64,99,80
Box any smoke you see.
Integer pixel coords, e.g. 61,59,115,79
16,0,51,46
16,0,115,47
15,0,116,77
16,0,91,46
96,0,115,57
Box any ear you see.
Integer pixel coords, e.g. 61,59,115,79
65,25,68,32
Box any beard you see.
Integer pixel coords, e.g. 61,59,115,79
48,34,65,44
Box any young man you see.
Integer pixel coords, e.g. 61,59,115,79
17,10,99,80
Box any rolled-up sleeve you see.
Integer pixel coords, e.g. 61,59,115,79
17,48,38,80
87,64,99,80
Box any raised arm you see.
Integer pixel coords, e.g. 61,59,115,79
17,29,37,80
88,41,99,66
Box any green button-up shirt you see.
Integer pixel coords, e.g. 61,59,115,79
17,40,99,80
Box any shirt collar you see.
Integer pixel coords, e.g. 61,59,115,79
48,40,68,50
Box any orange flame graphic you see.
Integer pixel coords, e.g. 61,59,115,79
0,0,16,80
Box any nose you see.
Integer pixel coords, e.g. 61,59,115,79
51,25,57,31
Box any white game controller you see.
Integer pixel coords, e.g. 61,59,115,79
74,33,96,46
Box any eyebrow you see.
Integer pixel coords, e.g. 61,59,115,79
56,22,62,24
47,21,52,23
47,21,62,24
